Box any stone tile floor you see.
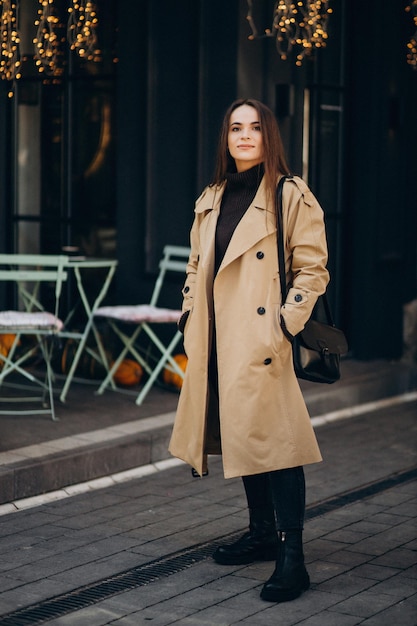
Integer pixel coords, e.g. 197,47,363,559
0,396,416,625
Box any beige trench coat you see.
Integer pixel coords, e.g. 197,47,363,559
168,175,330,479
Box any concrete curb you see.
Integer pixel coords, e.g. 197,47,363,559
1,359,416,504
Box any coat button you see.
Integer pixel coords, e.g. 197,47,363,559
264,358,272,365
184,286,190,293
294,294,303,302
256,251,264,259
257,307,266,315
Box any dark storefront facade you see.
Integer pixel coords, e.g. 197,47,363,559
0,0,416,361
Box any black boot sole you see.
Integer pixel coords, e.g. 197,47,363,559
260,576,310,603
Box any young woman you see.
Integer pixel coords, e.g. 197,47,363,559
169,98,329,603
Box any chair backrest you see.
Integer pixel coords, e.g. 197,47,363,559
0,254,69,318
149,245,190,307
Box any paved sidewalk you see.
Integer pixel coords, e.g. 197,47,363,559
0,396,416,625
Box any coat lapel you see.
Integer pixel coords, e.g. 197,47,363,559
218,178,276,273
195,184,222,303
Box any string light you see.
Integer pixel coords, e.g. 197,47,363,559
406,0,417,70
33,0,65,75
247,0,332,66
67,0,101,62
31,0,101,77
0,0,21,96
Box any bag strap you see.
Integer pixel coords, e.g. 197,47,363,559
276,174,291,304
275,175,335,326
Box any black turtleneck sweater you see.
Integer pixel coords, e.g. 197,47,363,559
215,163,264,274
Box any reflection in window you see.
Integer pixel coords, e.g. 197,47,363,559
11,0,117,259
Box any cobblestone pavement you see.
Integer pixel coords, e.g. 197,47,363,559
0,398,416,625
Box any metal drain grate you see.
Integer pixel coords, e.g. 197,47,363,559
0,466,416,626
0,534,237,626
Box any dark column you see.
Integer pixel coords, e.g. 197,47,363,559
196,0,239,191
115,0,149,303
144,0,200,275
345,0,417,359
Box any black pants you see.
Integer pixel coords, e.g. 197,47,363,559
243,467,306,530
210,327,305,530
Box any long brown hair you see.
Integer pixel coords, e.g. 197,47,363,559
211,98,290,203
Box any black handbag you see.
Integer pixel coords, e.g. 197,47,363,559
276,176,348,384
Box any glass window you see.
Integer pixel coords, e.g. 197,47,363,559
11,0,117,258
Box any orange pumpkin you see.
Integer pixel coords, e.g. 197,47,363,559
113,358,143,386
0,334,16,351
61,340,111,379
0,344,7,370
0,334,16,370
163,353,188,389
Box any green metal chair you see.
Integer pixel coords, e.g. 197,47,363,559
0,254,68,421
94,245,190,405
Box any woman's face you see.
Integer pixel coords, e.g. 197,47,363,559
227,104,264,172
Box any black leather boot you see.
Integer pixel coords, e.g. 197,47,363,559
213,507,277,565
260,530,310,602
